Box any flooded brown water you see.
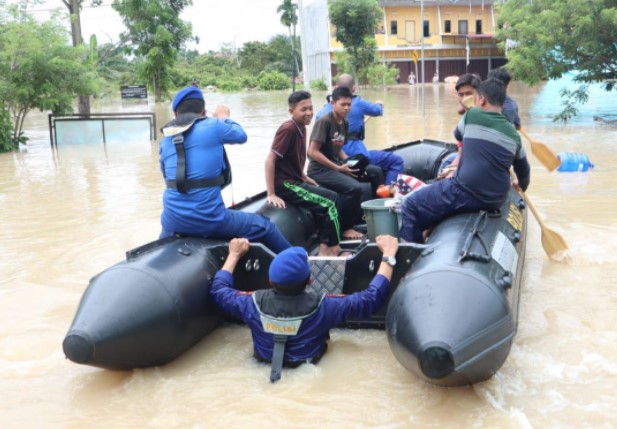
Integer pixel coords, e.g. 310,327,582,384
1,83,616,428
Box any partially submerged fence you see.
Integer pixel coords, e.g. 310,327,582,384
48,112,157,147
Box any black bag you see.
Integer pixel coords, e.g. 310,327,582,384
345,154,370,179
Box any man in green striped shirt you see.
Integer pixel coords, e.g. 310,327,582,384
400,78,530,243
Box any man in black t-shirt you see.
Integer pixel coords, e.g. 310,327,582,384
307,87,367,239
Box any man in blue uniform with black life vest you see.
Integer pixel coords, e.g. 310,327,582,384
316,73,404,191
209,234,399,382
159,86,291,253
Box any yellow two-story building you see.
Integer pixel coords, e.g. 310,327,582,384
299,0,506,86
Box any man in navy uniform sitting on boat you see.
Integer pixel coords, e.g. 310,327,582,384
488,68,521,130
209,235,399,383
399,78,531,243
159,86,291,253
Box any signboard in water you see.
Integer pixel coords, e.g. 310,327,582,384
121,85,148,99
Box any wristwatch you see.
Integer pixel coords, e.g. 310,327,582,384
382,255,397,267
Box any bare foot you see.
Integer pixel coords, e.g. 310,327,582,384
318,244,340,257
342,229,364,240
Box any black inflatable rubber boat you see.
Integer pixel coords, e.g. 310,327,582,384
63,139,526,386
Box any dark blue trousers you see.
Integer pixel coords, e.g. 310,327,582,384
367,150,404,185
399,178,490,243
160,209,291,253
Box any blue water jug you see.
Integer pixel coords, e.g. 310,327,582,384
557,152,594,172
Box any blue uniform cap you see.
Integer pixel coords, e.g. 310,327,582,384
269,247,310,286
172,86,204,112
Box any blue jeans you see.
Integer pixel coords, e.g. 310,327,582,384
399,179,488,243
161,209,291,253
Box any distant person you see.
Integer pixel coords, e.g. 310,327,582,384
210,235,399,382
265,91,343,257
488,68,521,130
395,74,401,84
308,86,367,240
191,77,198,87
316,74,404,191
159,86,291,253
408,73,416,85
438,73,481,178
432,72,439,84
400,78,531,243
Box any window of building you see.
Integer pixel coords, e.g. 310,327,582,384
391,20,398,35
458,20,468,35
423,20,430,38
444,20,451,33
475,20,482,34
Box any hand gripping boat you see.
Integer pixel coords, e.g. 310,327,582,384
63,140,526,386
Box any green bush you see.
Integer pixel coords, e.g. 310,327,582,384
310,79,328,91
365,63,398,87
239,74,258,89
0,108,17,153
257,70,290,91
217,78,243,92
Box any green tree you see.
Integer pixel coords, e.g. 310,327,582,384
277,0,299,90
0,4,97,151
238,41,278,76
112,0,194,102
257,70,290,90
61,0,104,114
94,39,139,94
328,0,382,82
496,0,616,120
365,62,398,88
269,34,302,75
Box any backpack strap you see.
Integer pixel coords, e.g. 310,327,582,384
172,134,188,194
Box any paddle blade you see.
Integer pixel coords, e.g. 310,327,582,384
540,226,571,263
518,186,571,262
530,141,561,171
519,129,561,171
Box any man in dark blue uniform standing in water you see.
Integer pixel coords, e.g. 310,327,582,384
210,234,399,382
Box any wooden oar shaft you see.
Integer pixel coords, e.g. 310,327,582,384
519,190,546,229
518,129,534,143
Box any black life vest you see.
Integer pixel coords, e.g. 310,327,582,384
161,114,232,194
252,289,325,383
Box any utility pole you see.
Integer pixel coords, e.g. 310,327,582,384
421,0,425,117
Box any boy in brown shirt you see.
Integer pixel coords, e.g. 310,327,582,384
265,91,345,256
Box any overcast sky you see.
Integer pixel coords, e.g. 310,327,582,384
15,0,292,52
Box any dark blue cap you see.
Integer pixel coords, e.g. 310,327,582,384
171,86,204,112
269,247,310,286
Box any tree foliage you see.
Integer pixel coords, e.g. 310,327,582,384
365,62,398,88
0,3,97,151
328,0,382,79
257,70,290,91
167,34,301,92
496,0,616,120
112,0,194,102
